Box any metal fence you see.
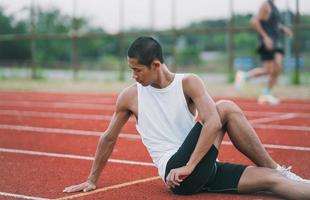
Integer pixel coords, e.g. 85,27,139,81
0,0,309,84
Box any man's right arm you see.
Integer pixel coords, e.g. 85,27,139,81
63,89,132,193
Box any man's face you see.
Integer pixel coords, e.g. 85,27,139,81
128,58,157,86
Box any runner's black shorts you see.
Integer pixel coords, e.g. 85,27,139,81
165,122,248,195
257,43,284,61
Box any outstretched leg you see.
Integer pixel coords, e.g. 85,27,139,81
215,100,277,169
238,167,310,200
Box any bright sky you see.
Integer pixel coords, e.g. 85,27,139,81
1,0,309,33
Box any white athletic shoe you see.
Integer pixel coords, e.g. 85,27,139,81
234,71,247,91
258,94,280,105
276,165,310,184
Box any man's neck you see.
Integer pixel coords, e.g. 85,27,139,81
151,64,175,89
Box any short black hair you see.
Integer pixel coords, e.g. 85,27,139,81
127,36,164,67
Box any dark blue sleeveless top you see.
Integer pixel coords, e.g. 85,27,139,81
259,0,282,47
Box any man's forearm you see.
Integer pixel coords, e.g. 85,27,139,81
186,121,221,169
87,135,116,183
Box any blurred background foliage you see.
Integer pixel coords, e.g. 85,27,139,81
0,6,309,83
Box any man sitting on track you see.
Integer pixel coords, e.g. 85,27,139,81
64,36,310,199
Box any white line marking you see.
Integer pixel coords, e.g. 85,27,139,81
0,191,50,200
0,97,115,104
1,110,308,127
244,111,281,116
0,100,115,110
0,124,141,139
249,113,298,124
1,109,310,121
0,130,310,153
55,176,161,200
0,110,135,123
244,111,310,118
262,143,310,151
253,124,310,132
239,102,310,110
0,148,155,167
1,99,310,112
0,108,309,133
0,110,113,120
0,122,308,139
221,141,310,151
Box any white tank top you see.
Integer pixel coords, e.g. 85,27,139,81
136,74,195,181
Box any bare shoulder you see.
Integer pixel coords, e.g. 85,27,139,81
183,74,204,88
182,74,206,97
257,1,271,19
115,83,137,112
261,1,271,12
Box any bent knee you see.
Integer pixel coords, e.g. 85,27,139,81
216,100,237,109
274,64,282,75
264,63,282,76
216,100,242,118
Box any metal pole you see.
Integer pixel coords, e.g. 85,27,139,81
72,0,80,80
30,0,37,79
284,0,291,73
293,0,300,84
118,0,125,81
171,0,177,72
227,0,235,82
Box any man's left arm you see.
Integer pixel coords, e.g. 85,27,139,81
165,74,222,188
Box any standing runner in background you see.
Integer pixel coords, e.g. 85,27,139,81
234,0,292,105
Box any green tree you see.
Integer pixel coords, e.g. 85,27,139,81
0,7,30,61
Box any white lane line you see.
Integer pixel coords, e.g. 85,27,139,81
262,143,310,151
221,141,310,151
0,124,141,139
253,124,310,132
0,122,309,138
239,102,310,110
0,110,136,123
0,142,309,174
55,176,161,200
0,192,50,200
0,100,115,110
1,99,310,111
1,142,309,168
0,148,155,167
249,113,298,124
0,127,309,152
244,111,281,117
0,110,308,130
245,111,310,118
1,109,310,119
0,110,113,120
0,97,115,104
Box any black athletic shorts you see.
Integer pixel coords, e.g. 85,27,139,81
165,122,248,195
257,43,284,61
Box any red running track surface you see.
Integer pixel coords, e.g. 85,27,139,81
0,91,309,200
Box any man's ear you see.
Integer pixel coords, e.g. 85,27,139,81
152,60,161,69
